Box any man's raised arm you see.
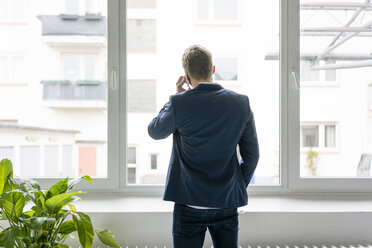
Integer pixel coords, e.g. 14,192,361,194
148,96,176,140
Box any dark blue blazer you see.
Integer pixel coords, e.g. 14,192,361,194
148,83,259,208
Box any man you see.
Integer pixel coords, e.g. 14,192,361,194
148,45,259,248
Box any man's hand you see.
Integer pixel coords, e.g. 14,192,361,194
176,76,191,94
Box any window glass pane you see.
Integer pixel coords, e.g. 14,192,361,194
0,0,8,19
63,54,80,81
0,146,14,161
128,0,156,9
325,125,336,148
325,59,336,81
65,0,79,15
79,147,97,177
214,0,238,21
300,0,372,177
214,57,238,81
301,125,319,147
127,19,156,53
0,1,107,178
127,167,136,184
84,54,96,80
127,147,136,164
20,146,40,177
12,0,24,19
0,56,8,81
197,0,209,20
127,0,280,185
300,60,319,81
151,154,157,169
44,145,59,177
12,55,26,82
128,80,156,112
61,145,73,177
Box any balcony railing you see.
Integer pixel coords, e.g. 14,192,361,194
42,81,107,108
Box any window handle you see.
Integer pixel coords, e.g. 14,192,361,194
111,70,117,90
291,69,300,89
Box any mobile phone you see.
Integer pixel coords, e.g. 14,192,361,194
185,74,192,88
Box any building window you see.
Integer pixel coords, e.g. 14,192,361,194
127,146,137,184
65,0,79,15
214,56,238,82
300,59,337,82
0,146,14,162
61,145,73,177
301,125,319,147
301,123,337,149
78,146,97,177
300,60,319,81
196,0,239,23
62,54,97,82
150,154,157,170
128,80,156,113
127,19,156,53
65,0,99,15
128,0,156,9
44,145,59,177
325,59,336,81
325,125,336,148
0,54,27,83
19,146,40,177
127,167,136,184
0,0,26,22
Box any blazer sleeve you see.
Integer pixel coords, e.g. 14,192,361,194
148,96,176,140
239,99,260,187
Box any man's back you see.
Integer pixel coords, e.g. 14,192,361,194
148,83,259,208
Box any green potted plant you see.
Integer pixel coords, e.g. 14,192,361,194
0,159,120,248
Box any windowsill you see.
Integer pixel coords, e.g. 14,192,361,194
76,193,372,213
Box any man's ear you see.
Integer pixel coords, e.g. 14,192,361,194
212,65,215,75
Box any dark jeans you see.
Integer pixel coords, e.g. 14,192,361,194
172,203,239,248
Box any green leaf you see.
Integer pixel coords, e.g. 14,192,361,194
23,210,35,218
58,220,76,235
73,212,94,248
0,227,19,248
46,178,68,200
67,176,92,191
53,244,70,248
27,217,56,232
19,177,41,191
95,229,120,248
45,192,84,214
2,190,25,221
0,159,13,194
68,204,77,212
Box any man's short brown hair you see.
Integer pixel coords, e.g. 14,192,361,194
182,45,213,80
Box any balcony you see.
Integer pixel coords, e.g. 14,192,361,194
38,15,106,47
42,80,107,109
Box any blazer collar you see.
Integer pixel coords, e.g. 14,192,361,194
192,82,223,91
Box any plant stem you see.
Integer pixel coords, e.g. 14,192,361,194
50,210,71,246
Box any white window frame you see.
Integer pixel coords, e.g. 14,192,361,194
28,0,372,193
288,0,372,191
34,0,120,191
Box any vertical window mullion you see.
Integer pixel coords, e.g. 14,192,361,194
286,0,300,189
